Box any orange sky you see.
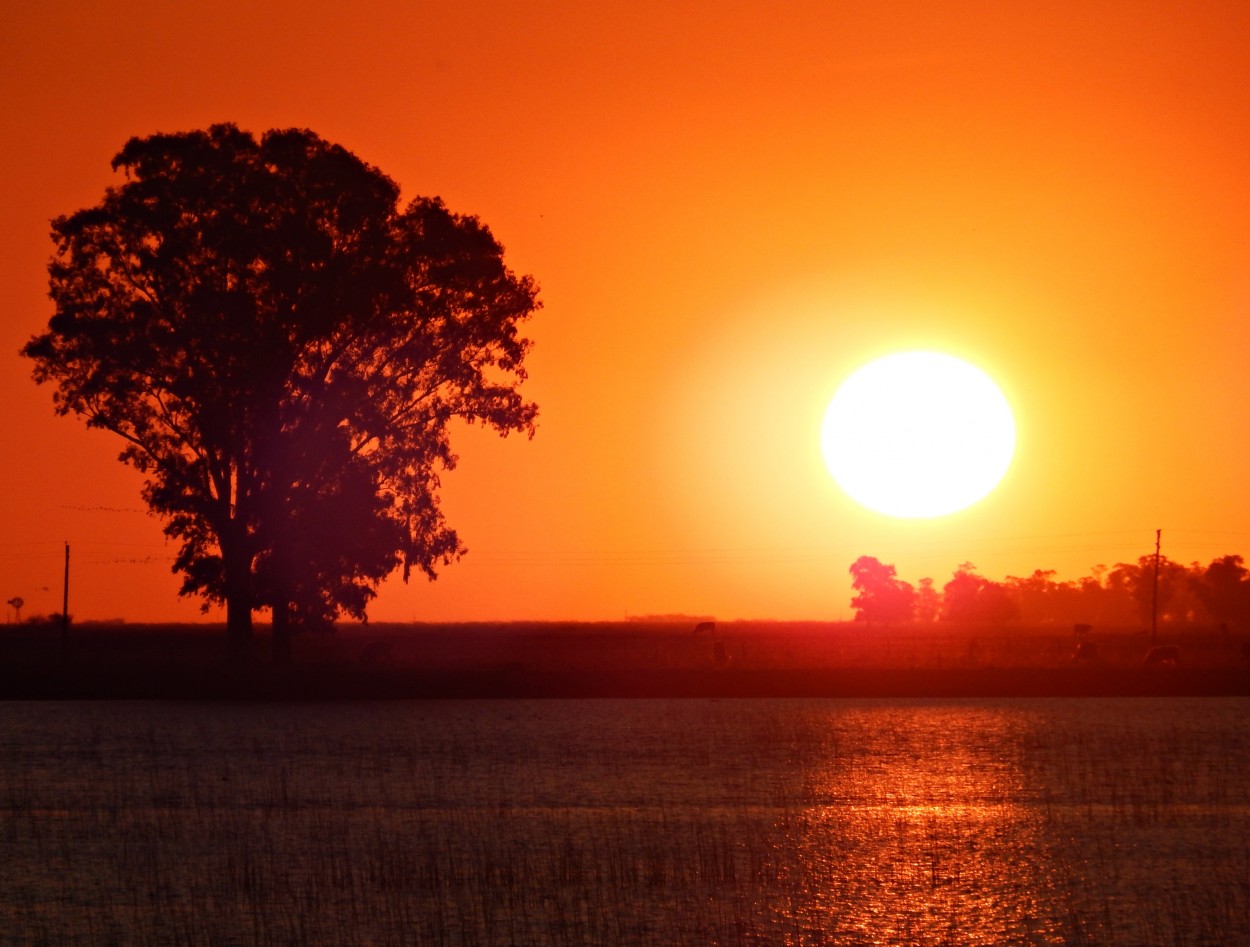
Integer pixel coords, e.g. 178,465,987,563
4,1,1250,624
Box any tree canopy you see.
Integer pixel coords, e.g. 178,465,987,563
940,562,1019,625
848,553,1250,629
848,555,915,624
23,124,539,653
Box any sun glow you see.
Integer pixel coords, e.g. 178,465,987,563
821,352,1015,518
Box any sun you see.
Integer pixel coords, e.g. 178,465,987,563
820,351,1015,518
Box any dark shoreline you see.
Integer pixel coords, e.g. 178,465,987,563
3,666,1249,700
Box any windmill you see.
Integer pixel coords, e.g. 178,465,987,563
5,597,23,624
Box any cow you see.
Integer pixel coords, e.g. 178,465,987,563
1073,641,1098,662
1143,645,1181,667
1073,623,1093,637
693,621,716,635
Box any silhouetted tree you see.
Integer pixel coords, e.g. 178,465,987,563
1004,569,1057,623
941,562,1017,625
23,124,539,660
1004,569,1092,625
1106,555,1199,626
848,555,915,624
914,577,940,622
1192,554,1250,628
1074,567,1115,623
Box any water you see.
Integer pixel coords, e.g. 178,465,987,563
0,698,1247,945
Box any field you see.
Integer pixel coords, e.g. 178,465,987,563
2,620,1249,698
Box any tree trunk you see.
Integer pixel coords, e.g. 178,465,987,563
221,520,254,666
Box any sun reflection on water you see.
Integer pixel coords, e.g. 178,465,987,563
767,704,1068,945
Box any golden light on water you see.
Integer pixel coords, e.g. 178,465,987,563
774,704,1066,944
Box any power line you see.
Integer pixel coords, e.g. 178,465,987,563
58,505,149,514
4,527,1250,575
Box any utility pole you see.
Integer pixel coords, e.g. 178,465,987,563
61,541,70,642
1150,529,1161,643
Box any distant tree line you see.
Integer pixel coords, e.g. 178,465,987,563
848,554,1250,628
